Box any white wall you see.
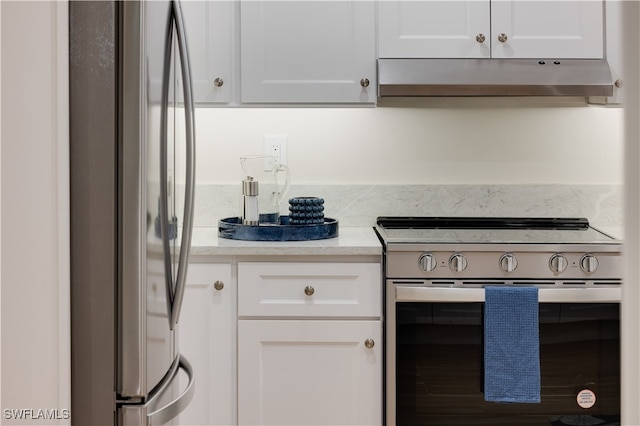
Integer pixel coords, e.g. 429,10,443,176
194,100,624,186
0,1,70,423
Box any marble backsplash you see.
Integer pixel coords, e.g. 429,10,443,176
192,184,624,239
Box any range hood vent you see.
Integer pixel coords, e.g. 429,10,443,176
378,58,613,97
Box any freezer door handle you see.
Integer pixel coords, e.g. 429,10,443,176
148,355,195,425
120,355,195,426
159,0,196,331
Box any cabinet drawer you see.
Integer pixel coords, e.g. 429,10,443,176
238,262,381,318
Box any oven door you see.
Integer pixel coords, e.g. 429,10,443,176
386,285,621,426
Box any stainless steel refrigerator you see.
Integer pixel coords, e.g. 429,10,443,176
70,1,196,424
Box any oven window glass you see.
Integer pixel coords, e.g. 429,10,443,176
395,302,620,426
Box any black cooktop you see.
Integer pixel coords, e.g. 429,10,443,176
376,217,590,230
375,217,619,245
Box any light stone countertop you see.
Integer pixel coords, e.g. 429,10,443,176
190,226,382,256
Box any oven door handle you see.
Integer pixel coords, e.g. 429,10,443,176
394,286,622,303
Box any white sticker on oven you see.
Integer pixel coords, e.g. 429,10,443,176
576,389,596,409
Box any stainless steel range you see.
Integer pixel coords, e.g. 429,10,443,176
375,217,623,426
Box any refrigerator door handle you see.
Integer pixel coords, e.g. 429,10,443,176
148,355,195,426
121,355,195,426
159,0,196,331
170,0,196,330
159,0,175,325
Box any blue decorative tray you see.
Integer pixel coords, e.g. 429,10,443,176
218,216,338,241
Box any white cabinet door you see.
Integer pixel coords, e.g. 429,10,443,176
603,0,624,104
378,1,490,58
238,320,382,426
378,0,603,60
177,263,235,426
491,1,603,59
240,1,376,103
181,0,233,104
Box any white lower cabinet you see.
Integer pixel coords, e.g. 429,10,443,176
178,260,382,426
238,320,382,426
238,261,382,426
178,263,235,426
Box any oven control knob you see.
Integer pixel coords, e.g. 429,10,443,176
418,253,437,272
499,253,518,272
449,253,468,272
580,254,599,273
549,254,568,273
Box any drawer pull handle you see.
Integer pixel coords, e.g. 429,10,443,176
304,285,315,296
364,338,375,349
213,280,224,291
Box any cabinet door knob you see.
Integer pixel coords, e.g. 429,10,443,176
364,338,375,349
360,78,370,88
476,33,485,43
304,285,315,296
498,33,508,43
213,280,224,291
213,77,224,87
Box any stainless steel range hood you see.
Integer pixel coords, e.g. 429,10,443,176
377,58,614,97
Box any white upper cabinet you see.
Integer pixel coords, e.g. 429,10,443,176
378,1,491,58
379,0,604,59
491,1,603,59
240,1,376,104
603,0,624,104
181,1,233,104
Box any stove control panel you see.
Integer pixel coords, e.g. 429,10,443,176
403,247,620,280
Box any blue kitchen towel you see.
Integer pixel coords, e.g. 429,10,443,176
484,286,541,403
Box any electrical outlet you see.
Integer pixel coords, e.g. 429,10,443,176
263,135,287,171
